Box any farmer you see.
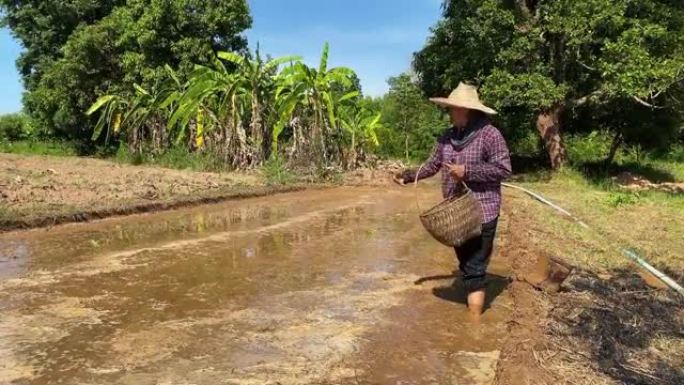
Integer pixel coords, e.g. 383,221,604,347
394,82,512,317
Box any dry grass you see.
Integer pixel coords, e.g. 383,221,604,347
542,269,684,385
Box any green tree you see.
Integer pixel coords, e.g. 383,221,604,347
385,74,425,162
380,73,448,162
0,113,31,141
1,0,252,142
415,0,684,168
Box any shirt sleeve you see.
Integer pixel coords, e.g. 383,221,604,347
402,142,443,183
464,127,512,183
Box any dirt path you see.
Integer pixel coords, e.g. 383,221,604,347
0,185,513,385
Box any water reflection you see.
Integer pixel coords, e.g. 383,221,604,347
0,187,510,385
0,240,28,279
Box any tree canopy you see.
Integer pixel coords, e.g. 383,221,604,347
1,0,252,140
415,0,684,168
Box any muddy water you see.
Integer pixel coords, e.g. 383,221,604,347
0,186,512,385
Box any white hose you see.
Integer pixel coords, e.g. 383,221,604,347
502,182,684,297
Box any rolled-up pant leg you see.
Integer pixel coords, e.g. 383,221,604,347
455,217,499,293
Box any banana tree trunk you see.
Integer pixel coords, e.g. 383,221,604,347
351,131,357,169
536,105,567,169
187,119,197,151
222,114,231,165
316,104,328,164
250,92,263,165
128,126,142,156
235,120,249,168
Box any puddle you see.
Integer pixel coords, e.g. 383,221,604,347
0,186,511,384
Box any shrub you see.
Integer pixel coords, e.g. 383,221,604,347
0,113,31,141
509,130,541,157
667,144,684,163
605,191,641,207
0,140,78,156
262,156,295,185
115,145,223,171
565,131,613,165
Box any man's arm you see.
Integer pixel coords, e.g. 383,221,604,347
401,142,443,184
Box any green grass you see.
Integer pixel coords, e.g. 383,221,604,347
114,145,224,172
261,156,296,185
509,166,684,274
0,140,78,157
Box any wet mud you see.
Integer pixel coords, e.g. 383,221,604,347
0,186,512,385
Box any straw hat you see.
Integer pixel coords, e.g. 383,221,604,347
429,82,497,115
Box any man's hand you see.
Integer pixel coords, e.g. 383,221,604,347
446,164,466,181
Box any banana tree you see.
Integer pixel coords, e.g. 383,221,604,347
274,42,358,164
169,57,252,167
88,66,186,155
340,106,382,168
217,49,301,165
87,87,155,155
86,94,129,144
120,79,182,155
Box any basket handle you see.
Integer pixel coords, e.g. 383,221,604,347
413,163,426,212
413,163,468,213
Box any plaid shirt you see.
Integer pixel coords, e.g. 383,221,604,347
404,120,512,223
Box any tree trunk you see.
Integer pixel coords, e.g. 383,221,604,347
128,126,142,156
187,120,197,152
316,103,328,165
351,131,357,169
128,128,138,155
605,131,623,166
536,105,567,169
222,116,231,166
250,93,262,165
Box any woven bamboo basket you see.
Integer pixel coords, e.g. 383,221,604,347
414,165,483,247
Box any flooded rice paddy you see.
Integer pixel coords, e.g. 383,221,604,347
0,186,512,385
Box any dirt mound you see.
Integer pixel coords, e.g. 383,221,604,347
0,154,292,232
342,160,405,186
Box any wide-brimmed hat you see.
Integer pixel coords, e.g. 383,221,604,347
429,82,497,115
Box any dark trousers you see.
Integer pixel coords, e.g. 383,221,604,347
454,217,499,293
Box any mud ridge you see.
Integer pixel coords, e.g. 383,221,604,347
494,204,556,385
0,184,313,233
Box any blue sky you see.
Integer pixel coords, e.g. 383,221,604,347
0,28,23,114
0,0,442,114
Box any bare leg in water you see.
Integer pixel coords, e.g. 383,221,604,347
468,289,486,321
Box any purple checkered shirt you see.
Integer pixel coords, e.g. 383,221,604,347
404,120,512,223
